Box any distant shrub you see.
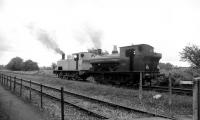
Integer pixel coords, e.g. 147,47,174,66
159,62,174,70
6,57,39,71
6,57,23,71
0,65,5,70
22,60,39,71
158,67,200,87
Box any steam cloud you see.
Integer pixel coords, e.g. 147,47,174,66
27,24,64,55
86,27,102,49
76,26,103,49
36,29,64,54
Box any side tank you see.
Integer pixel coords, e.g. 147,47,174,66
88,44,162,72
56,52,93,71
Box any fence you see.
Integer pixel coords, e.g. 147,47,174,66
0,73,65,120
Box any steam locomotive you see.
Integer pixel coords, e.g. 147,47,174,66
53,44,162,86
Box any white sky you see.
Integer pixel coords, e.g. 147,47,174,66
0,0,200,67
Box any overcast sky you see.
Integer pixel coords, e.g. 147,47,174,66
0,0,200,67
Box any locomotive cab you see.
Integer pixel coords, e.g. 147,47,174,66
119,44,161,72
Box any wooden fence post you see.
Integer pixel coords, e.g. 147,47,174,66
4,74,5,86
168,73,172,115
0,74,2,84
193,77,200,120
4,74,5,85
10,76,12,90
5,76,7,86
2,74,3,85
0,74,1,84
3,75,6,85
5,75,7,86
6,76,8,87
1,74,2,83
3,74,4,86
1,74,3,85
29,80,32,100
14,77,16,92
2,74,4,85
40,84,43,108
2,74,3,84
60,87,64,120
20,78,22,96
139,72,143,100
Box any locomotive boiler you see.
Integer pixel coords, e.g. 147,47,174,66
53,44,162,86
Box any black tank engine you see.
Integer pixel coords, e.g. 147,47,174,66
53,44,161,86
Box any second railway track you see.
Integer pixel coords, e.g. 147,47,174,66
142,86,192,95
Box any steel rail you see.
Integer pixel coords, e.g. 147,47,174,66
142,85,192,95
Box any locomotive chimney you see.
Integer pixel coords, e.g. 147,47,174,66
62,53,65,60
112,45,118,54
97,49,102,55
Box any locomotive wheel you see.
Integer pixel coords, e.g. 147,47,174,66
58,72,63,78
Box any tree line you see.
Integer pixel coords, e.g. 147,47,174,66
6,57,39,71
2,44,200,72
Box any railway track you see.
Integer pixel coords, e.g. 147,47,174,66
142,86,192,95
44,85,174,119
1,72,175,120
21,80,174,120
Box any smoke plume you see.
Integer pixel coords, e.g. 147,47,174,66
86,27,102,49
27,24,64,55
76,25,103,49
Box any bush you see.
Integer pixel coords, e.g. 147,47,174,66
6,57,23,71
22,60,39,71
158,67,200,87
0,65,5,70
159,62,174,70
6,57,39,71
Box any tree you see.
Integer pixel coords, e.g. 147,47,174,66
0,65,4,70
180,45,200,68
6,57,39,71
6,57,23,71
22,60,39,71
159,62,174,70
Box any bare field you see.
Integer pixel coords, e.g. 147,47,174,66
2,70,193,119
